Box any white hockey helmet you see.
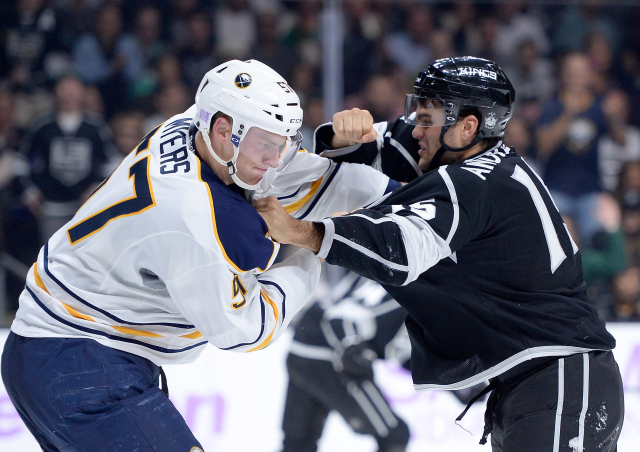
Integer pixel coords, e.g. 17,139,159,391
193,59,304,189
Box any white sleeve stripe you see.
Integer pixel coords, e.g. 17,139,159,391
333,234,409,272
318,218,336,259
385,132,423,177
348,213,396,224
371,299,400,316
374,122,387,150
438,166,459,245
364,190,393,209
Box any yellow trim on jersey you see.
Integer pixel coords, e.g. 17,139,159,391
33,263,199,339
61,302,95,322
110,325,164,338
247,290,279,352
66,156,157,246
180,331,203,339
196,157,277,273
74,124,162,215
283,177,324,214
33,263,50,295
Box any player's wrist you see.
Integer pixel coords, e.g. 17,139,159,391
289,220,324,253
330,134,358,149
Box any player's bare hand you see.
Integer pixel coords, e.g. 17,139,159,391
331,108,377,148
253,196,298,244
253,196,324,253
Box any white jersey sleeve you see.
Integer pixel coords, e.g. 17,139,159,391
254,150,400,221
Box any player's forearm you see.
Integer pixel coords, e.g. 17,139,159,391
285,220,325,253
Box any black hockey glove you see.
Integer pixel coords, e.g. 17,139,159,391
340,343,376,380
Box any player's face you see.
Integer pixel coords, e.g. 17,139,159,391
411,100,447,170
412,101,466,170
412,123,442,171
235,127,287,185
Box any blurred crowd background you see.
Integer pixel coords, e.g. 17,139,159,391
1,0,640,324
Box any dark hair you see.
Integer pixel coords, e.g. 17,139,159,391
210,111,233,129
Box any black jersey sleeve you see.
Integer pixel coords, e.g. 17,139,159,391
320,164,491,286
314,117,423,183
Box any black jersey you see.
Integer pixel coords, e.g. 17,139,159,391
318,142,615,389
20,112,114,203
290,272,410,366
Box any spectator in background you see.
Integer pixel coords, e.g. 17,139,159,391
105,110,144,174
343,0,384,96
251,11,297,82
586,32,616,95
494,1,550,65
0,82,35,317
611,266,640,321
178,12,216,93
109,111,144,159
142,82,190,134
552,3,620,56
0,83,22,153
441,2,482,56
564,195,627,319
83,84,105,117
536,52,607,246
300,97,324,152
475,14,500,63
504,116,541,175
598,89,640,193
283,1,322,70
0,0,66,90
384,6,433,76
130,5,166,102
72,2,143,118
429,29,455,62
20,74,115,245
214,0,256,59
155,53,184,89
168,0,200,52
289,65,319,108
615,161,640,264
351,74,404,123
505,40,555,105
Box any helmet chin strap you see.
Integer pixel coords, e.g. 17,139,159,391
427,125,482,172
200,128,262,190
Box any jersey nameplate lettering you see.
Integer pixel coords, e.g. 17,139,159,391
461,146,509,180
160,118,191,175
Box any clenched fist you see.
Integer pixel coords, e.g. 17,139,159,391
331,108,377,148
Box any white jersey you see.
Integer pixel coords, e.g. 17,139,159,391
12,107,393,365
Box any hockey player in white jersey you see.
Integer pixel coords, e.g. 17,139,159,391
1,60,394,452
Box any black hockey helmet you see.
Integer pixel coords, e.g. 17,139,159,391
405,56,515,145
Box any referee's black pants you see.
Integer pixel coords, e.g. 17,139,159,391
488,350,623,452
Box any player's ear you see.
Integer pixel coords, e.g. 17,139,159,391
461,114,479,141
211,116,232,143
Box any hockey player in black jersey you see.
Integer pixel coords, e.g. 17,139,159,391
281,272,411,452
255,57,624,451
